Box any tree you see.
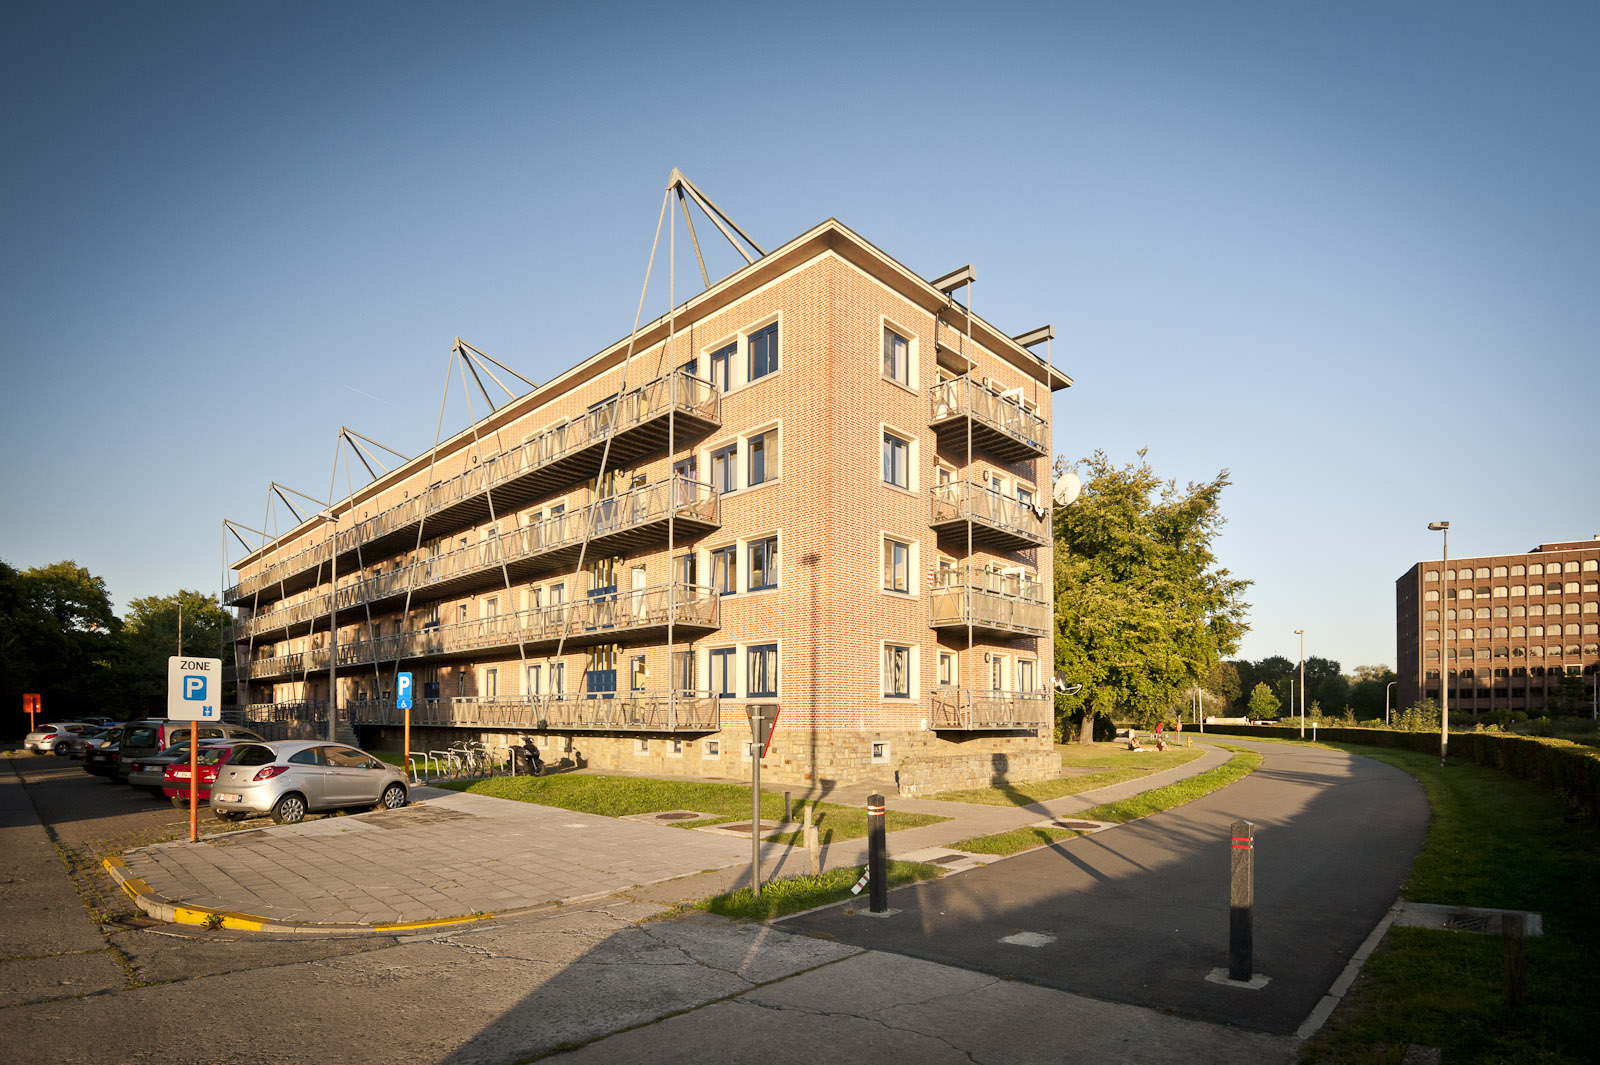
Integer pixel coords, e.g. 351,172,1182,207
117,590,232,718
1053,450,1252,738
1247,682,1280,718
0,559,120,721
1202,661,1242,709
1347,665,1398,720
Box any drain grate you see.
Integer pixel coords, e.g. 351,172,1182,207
1444,911,1495,933
927,853,966,865
1050,820,1100,831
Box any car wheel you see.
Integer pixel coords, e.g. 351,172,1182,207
171,797,187,809
270,793,307,825
54,741,70,756
377,783,407,811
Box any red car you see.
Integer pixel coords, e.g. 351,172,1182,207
163,745,240,808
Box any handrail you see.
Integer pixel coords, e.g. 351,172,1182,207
928,568,1051,636
928,377,1047,454
928,688,1052,729
227,582,719,682
225,479,719,643
226,369,719,604
930,480,1048,545
345,690,721,732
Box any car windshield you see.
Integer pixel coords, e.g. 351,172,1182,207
157,743,195,758
229,744,278,767
196,747,232,766
124,727,157,747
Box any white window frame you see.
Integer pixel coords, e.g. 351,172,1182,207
880,640,918,700
881,318,917,391
882,534,915,595
881,424,917,493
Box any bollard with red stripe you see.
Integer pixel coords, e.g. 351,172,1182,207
1229,819,1256,981
867,793,888,913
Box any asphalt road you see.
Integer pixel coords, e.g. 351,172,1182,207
782,740,1429,1035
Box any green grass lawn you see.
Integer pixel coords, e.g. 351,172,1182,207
439,773,946,842
933,740,1205,807
947,744,1262,856
1302,744,1600,1065
692,860,948,922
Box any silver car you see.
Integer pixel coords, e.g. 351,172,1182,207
209,741,408,824
25,722,93,754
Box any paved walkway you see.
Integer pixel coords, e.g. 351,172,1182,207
108,741,1229,931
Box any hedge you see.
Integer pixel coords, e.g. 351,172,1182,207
1200,724,1600,818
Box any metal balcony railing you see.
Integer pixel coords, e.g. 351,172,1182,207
928,378,1048,461
928,688,1052,730
344,690,720,732
928,567,1051,638
225,479,719,644
226,582,719,682
930,480,1049,551
225,369,720,605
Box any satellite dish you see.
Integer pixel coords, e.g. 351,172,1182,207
1052,471,1082,507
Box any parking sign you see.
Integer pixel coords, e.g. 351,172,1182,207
396,671,413,711
167,656,223,721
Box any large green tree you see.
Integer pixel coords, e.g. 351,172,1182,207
0,559,120,724
117,590,232,718
1053,450,1251,738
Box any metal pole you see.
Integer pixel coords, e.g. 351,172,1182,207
867,793,887,914
1386,681,1396,725
329,517,338,743
1295,630,1305,737
749,707,762,897
1228,819,1255,981
1429,522,1450,765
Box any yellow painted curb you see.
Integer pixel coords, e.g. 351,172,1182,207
372,913,496,931
171,906,267,931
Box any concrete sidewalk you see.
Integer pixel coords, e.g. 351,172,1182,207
107,741,1228,932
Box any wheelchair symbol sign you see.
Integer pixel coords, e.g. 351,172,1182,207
396,672,413,711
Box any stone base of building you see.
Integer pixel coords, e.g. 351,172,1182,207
359,721,1059,798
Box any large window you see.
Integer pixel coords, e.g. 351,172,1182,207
883,644,912,698
748,430,775,486
883,537,910,592
883,327,909,384
748,324,778,381
748,644,778,697
711,648,737,697
749,536,778,591
712,545,738,595
1017,659,1037,692
882,431,909,489
710,343,734,392
711,443,737,493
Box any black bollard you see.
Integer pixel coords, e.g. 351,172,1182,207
784,791,792,822
1504,913,1526,1006
1229,820,1255,981
867,794,887,913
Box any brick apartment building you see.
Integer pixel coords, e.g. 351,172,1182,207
1396,537,1600,715
224,217,1071,795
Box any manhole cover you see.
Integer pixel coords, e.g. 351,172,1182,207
1000,931,1056,948
656,812,702,821
1444,911,1494,933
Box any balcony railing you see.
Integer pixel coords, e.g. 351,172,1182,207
225,582,719,682
225,369,720,605
928,567,1051,638
930,480,1049,551
928,688,1052,730
225,479,719,644
928,378,1048,461
344,691,720,733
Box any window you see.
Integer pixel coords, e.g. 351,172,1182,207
630,656,647,692
883,644,911,698
1017,659,1037,692
484,668,498,699
712,545,738,595
883,327,909,384
749,536,778,591
882,431,909,489
1424,571,1438,582
748,644,778,697
938,652,956,686
705,739,720,757
550,661,565,695
712,443,737,493
990,654,1007,691
883,537,910,593
1016,485,1034,509
871,741,891,765
710,343,734,392
525,663,541,697
710,648,737,697
748,323,778,380
748,430,777,486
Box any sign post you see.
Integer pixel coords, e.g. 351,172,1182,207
168,656,222,843
396,672,413,782
746,703,780,896
23,693,40,733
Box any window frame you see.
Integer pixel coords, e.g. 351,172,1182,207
747,323,779,381
883,643,912,699
882,430,910,490
747,643,778,698
711,544,738,596
748,535,779,592
883,536,910,593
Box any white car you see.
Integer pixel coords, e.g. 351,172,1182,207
24,722,94,755
209,740,409,824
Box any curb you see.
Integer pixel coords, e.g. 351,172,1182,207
101,856,502,935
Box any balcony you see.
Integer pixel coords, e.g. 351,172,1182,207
928,568,1051,638
225,369,720,606
930,481,1049,551
928,378,1048,462
344,691,720,733
225,479,719,644
226,582,719,682
929,688,1052,730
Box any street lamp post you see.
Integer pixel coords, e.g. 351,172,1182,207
1295,630,1305,738
1385,680,1397,726
1428,521,1450,765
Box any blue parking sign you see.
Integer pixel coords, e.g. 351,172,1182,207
396,672,413,711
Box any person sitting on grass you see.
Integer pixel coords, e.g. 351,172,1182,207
1128,734,1145,751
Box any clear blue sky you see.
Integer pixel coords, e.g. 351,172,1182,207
3,1,1596,673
